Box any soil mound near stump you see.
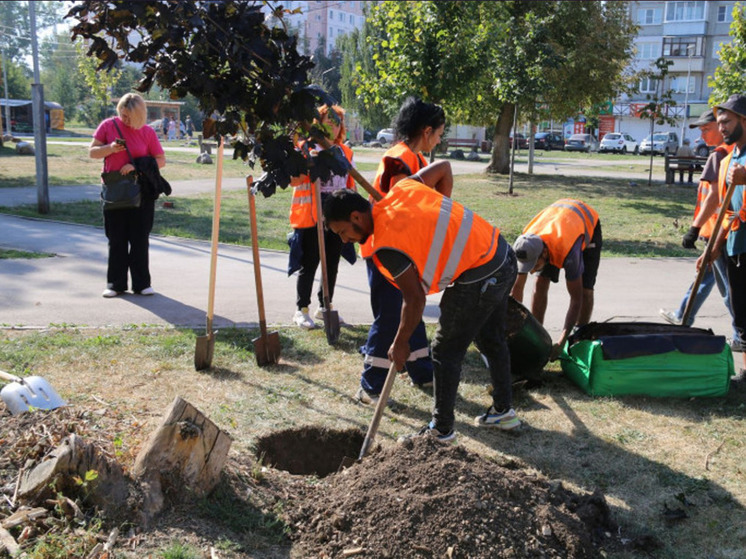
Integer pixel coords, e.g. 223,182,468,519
284,434,616,558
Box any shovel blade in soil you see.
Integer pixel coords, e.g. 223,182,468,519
323,310,340,344
194,333,215,370
253,331,281,366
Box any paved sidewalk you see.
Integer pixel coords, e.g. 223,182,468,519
0,214,734,348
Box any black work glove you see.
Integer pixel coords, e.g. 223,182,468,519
682,226,700,249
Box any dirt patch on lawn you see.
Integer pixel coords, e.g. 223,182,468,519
0,406,621,558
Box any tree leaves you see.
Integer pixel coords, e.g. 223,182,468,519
66,0,339,198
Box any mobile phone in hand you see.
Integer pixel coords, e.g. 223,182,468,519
115,138,126,146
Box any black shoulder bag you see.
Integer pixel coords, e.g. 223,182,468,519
100,120,142,211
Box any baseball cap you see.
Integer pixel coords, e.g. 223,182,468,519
688,108,715,129
513,234,545,274
713,94,746,120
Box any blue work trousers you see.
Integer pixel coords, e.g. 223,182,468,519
360,259,433,394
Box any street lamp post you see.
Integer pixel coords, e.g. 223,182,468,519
680,44,694,146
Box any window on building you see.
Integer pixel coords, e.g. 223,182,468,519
637,42,661,59
662,36,698,57
638,7,662,24
665,1,705,22
670,75,695,94
718,5,730,22
330,10,333,19
639,77,659,93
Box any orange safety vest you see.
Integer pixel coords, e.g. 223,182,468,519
523,199,599,270
370,179,500,295
717,148,746,232
289,142,355,229
696,144,734,238
360,142,427,258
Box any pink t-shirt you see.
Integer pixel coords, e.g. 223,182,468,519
93,117,164,174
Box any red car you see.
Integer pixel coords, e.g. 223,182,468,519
509,133,529,149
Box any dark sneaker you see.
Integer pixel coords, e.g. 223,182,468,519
355,386,380,406
474,407,521,430
397,424,456,444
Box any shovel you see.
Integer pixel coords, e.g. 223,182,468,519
0,370,66,415
358,363,399,460
195,135,224,370
313,179,341,344
681,175,739,325
247,176,281,366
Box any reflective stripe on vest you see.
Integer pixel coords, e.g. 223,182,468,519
523,199,599,269
372,180,499,295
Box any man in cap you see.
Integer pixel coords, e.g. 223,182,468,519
324,160,521,441
510,199,602,357
660,109,739,347
699,94,746,377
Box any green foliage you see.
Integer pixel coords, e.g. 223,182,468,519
0,1,63,64
709,3,746,103
75,41,122,127
637,57,678,127
0,58,31,99
159,542,202,559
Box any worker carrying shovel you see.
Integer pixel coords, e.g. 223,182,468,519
510,199,602,360
323,160,521,442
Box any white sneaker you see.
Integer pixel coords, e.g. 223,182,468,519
659,308,682,326
474,407,521,430
137,287,155,296
102,288,122,298
293,308,316,329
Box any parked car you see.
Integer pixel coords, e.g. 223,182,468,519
639,131,679,156
598,132,639,154
533,132,564,150
693,137,713,157
509,133,529,149
376,128,395,143
564,133,597,153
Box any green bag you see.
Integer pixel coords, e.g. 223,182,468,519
560,322,734,398
101,171,141,210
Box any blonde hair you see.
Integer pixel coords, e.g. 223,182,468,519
117,93,147,129
318,104,346,144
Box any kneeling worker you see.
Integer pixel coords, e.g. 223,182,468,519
323,161,521,441
510,199,602,358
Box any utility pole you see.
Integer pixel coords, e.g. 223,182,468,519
1,50,11,135
679,44,694,146
29,1,49,214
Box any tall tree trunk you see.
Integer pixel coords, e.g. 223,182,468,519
486,102,515,174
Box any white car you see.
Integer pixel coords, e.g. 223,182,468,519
376,128,395,143
598,133,639,154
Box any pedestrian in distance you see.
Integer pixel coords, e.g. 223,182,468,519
674,138,696,183
161,115,169,141
167,117,177,141
89,92,166,298
511,199,602,359
185,115,194,140
698,94,746,379
324,160,521,442
355,97,445,406
659,109,740,349
288,104,357,329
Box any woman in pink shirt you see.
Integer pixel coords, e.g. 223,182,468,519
89,93,166,298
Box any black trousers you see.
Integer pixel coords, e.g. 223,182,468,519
726,253,746,352
296,225,343,310
103,199,155,292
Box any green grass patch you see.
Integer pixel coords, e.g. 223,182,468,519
0,248,55,259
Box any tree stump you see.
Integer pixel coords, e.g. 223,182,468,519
133,396,232,520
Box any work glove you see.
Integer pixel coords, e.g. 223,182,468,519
681,226,700,249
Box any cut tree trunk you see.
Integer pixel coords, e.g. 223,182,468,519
133,396,232,522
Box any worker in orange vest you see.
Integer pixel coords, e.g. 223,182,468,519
324,160,521,442
510,199,602,358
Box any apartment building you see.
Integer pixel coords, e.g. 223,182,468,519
612,1,736,143
277,1,367,56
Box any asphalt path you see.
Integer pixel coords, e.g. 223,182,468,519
0,145,732,351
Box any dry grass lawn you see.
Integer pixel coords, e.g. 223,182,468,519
0,325,744,558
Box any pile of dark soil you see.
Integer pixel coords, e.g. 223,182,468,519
282,435,617,558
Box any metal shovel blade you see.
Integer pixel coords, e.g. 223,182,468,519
194,332,215,371
322,309,340,345
0,374,66,415
252,330,281,367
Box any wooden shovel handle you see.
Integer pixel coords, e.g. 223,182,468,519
0,370,21,382
359,363,399,459
247,177,269,338
206,136,224,332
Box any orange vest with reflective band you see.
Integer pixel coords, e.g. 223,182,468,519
370,179,500,295
360,142,427,258
718,149,742,232
289,142,355,229
696,144,734,238
523,199,599,269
